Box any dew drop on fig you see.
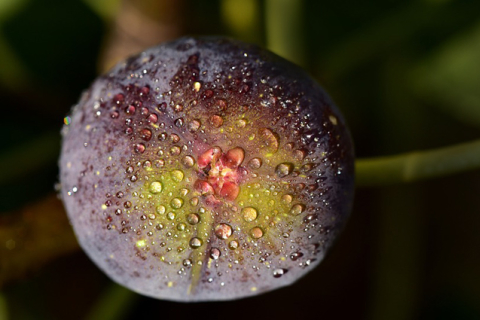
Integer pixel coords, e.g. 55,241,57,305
215,223,233,240
156,205,166,214
171,170,184,182
290,203,305,216
134,143,146,154
242,207,258,222
149,181,163,194
186,213,200,225
228,240,239,250
182,155,195,168
250,227,264,239
248,157,262,169
170,197,184,209
210,248,221,260
189,237,203,249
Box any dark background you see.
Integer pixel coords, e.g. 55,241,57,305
1,0,480,319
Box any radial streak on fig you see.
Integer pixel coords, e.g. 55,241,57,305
187,207,215,295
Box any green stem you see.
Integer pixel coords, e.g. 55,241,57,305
265,0,305,66
356,138,480,186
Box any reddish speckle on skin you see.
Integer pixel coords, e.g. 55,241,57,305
195,147,245,202
223,147,245,169
197,147,222,169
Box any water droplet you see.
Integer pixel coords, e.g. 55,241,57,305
170,146,181,156
188,119,201,132
189,237,203,249
113,93,124,104
140,128,152,141
300,163,314,172
190,197,199,206
228,240,239,250
290,251,304,261
250,227,264,239
293,149,306,161
177,223,186,231
147,113,158,123
242,207,258,222
236,119,247,128
167,212,176,220
194,82,201,92
149,181,163,194
273,268,288,278
210,247,221,259
248,157,262,169
275,163,293,178
329,115,338,125
171,197,184,209
174,118,184,127
158,132,167,141
171,170,184,182
124,201,132,208
282,194,293,204
125,105,136,114
259,128,279,153
154,159,165,167
210,115,223,128
134,143,146,154
215,223,233,240
186,213,200,225
290,204,305,216
156,205,165,214
182,155,195,168
183,259,192,267
170,134,180,143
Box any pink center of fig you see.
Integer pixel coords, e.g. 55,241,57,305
194,146,246,203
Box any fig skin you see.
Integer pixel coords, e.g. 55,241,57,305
59,37,354,302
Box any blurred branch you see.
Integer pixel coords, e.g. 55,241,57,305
0,292,7,320
356,138,480,186
411,21,480,128
82,0,121,21
265,0,305,66
84,282,138,320
0,194,79,288
0,132,59,186
98,0,185,72
220,0,261,44
321,1,479,80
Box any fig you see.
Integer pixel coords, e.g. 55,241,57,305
59,37,354,301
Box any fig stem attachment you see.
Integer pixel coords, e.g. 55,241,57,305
356,138,480,186
265,0,305,67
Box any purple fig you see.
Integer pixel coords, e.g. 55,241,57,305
59,37,354,301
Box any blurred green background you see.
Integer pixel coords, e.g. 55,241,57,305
1,0,480,319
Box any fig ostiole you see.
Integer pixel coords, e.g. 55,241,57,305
59,37,354,302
